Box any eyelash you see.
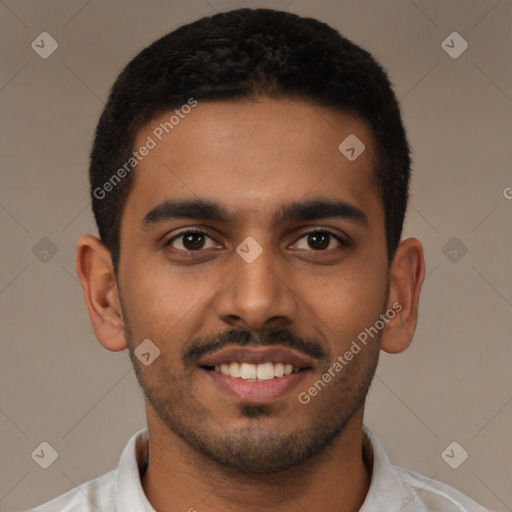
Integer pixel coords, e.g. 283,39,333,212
164,229,350,254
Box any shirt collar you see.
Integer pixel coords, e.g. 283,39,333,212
115,427,156,511
360,424,408,510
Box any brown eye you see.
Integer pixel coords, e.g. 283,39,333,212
307,232,331,250
182,232,206,250
166,230,216,251
294,230,344,251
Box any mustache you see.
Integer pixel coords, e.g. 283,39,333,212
183,327,329,366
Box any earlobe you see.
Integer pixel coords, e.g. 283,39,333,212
380,237,425,354
75,235,127,352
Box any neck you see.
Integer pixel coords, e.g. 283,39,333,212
141,402,372,512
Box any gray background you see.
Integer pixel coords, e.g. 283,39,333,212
1,0,511,511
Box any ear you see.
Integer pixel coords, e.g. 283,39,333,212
75,235,127,352
380,237,425,354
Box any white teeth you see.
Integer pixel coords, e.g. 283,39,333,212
212,361,303,380
240,363,257,380
256,362,275,381
274,362,285,377
229,361,241,378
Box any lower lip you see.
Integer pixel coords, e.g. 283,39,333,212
202,368,309,403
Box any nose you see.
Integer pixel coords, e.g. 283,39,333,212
215,242,298,331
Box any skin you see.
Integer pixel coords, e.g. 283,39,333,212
76,99,425,512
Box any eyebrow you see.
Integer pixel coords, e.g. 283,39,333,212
142,197,368,228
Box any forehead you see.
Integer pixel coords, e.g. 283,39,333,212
124,99,381,227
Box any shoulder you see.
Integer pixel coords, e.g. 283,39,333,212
25,469,117,512
392,465,490,511
25,428,150,512
361,425,490,511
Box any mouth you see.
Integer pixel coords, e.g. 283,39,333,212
205,361,303,380
198,346,313,403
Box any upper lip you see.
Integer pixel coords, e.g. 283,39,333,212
197,346,314,369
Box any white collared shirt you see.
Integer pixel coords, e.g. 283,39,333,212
27,425,489,511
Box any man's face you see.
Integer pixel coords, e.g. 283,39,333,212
117,99,389,472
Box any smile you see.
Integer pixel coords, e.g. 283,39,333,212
197,346,313,403
207,361,302,381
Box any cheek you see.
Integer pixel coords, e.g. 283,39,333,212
307,256,388,350
119,262,219,364
119,252,176,325
118,264,174,353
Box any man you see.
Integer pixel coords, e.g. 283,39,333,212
29,7,488,512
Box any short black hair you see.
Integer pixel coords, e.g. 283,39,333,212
89,8,411,273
